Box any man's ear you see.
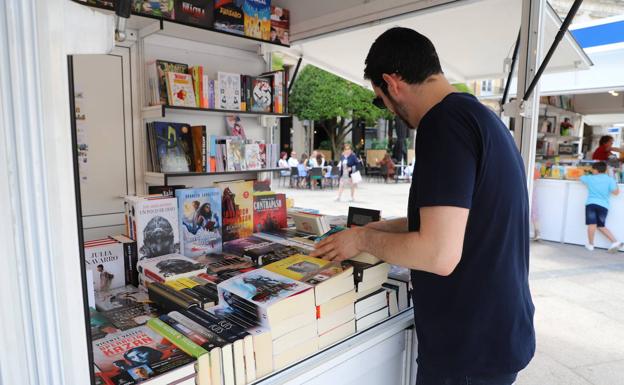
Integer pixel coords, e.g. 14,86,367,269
382,73,401,98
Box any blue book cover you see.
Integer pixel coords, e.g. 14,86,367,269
243,0,271,40
177,187,223,258
153,122,193,173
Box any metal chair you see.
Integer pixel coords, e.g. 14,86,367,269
327,164,341,188
309,167,323,189
289,166,299,188
277,169,290,187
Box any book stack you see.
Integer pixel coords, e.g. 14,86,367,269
264,255,357,349
383,265,412,314
223,235,310,267
289,211,331,236
343,259,391,332
137,253,206,287
217,268,318,370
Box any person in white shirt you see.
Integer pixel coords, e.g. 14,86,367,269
278,151,290,176
308,151,320,168
287,151,299,167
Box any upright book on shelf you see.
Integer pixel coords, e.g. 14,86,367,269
249,76,272,112
243,0,271,40
177,187,223,257
217,72,242,110
214,0,244,35
174,0,214,27
150,121,194,172
125,196,180,260
216,180,254,242
156,60,188,105
133,0,175,19
166,72,197,107
270,6,289,45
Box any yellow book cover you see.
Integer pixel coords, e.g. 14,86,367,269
217,180,254,242
264,254,329,281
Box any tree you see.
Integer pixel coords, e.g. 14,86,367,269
289,65,390,159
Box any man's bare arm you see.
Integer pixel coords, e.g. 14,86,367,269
364,217,409,233
312,206,468,276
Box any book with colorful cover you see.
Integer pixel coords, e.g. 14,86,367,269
263,254,329,281
126,196,180,260
223,235,273,257
177,187,222,258
245,143,261,170
133,0,175,19
226,138,245,171
250,76,272,112
197,253,256,276
96,285,159,331
155,60,188,105
166,72,197,107
217,268,313,326
270,6,289,45
85,239,126,293
190,66,204,108
151,122,193,172
92,325,194,385
214,0,244,35
217,180,254,242
225,114,247,139
243,0,271,40
174,0,214,27
137,253,206,283
253,193,286,233
224,236,309,266
217,72,242,110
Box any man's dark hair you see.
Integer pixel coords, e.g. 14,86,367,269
593,162,607,173
364,27,442,91
599,135,613,146
97,264,104,269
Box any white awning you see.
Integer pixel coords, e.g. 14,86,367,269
287,0,591,86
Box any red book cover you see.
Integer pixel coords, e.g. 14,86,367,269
253,193,287,233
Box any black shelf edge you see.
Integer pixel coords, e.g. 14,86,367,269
74,1,291,49
160,105,290,118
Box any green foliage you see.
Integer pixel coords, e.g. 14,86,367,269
370,138,389,150
318,140,331,150
452,83,474,94
290,65,391,159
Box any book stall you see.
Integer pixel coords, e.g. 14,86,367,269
70,2,415,385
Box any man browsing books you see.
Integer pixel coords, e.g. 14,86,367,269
311,27,534,385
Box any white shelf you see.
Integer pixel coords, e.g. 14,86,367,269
142,105,289,120
539,103,581,117
145,169,284,185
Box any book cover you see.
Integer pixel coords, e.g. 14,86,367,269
217,180,253,242
270,6,289,45
174,0,214,27
93,326,194,384
190,66,203,108
177,187,223,257
190,125,205,172
137,253,206,283
151,122,193,172
128,196,180,260
249,76,272,112
166,72,197,107
264,254,329,281
244,143,261,170
217,72,242,110
90,308,119,340
222,235,271,257
85,240,126,292
253,193,286,233
214,0,244,35
133,0,175,19
225,114,247,139
217,268,312,313
226,138,245,171
155,60,188,105
197,253,255,276
243,0,271,40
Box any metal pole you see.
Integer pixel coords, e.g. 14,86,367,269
501,30,521,108
516,0,545,195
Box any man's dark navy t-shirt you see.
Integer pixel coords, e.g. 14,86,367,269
408,93,535,375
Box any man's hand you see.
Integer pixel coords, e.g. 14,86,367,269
310,227,364,262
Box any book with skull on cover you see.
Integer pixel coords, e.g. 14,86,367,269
125,196,180,260
137,253,206,283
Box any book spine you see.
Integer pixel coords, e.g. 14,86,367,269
147,282,200,312
182,308,245,344
159,314,216,350
202,127,207,172
166,281,212,307
188,307,249,340
240,74,246,111
147,317,208,358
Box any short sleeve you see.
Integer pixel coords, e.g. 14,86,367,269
610,178,617,192
414,114,479,209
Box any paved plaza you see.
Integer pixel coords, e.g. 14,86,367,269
275,181,624,384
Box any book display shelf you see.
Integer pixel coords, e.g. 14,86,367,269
74,3,415,385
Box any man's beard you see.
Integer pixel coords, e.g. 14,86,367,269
386,93,414,129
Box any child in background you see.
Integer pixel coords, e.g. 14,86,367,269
580,162,622,252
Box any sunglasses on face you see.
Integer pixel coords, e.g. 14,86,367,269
372,96,387,109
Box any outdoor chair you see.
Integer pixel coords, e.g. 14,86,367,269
277,168,290,187
308,167,323,189
327,164,341,188
366,165,381,182
289,166,300,188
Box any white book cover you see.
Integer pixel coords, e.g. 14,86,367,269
137,253,206,283
217,72,242,111
129,196,180,260
244,143,261,170
84,240,125,292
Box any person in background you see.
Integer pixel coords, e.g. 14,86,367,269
592,135,623,161
308,150,319,168
287,151,299,167
316,152,326,168
580,162,622,252
278,151,290,176
336,143,358,202
377,153,396,182
298,153,309,188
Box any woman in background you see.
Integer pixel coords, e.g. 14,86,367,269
336,144,358,202
593,135,623,161
377,153,396,182
278,151,290,176
297,153,309,188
